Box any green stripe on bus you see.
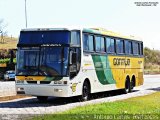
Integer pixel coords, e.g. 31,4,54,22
92,55,116,85
44,77,63,81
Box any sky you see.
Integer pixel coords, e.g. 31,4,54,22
0,0,160,50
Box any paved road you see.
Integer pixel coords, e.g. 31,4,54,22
0,81,16,97
0,75,160,120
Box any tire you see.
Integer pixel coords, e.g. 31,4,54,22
123,80,131,94
81,81,90,101
130,80,134,92
37,96,48,102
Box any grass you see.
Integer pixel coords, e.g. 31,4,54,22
0,36,17,49
33,92,160,120
144,64,160,74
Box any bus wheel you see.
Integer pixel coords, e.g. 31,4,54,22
129,80,134,92
37,96,48,102
81,81,90,101
123,79,131,94
130,76,135,92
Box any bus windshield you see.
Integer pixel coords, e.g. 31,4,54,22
16,47,69,76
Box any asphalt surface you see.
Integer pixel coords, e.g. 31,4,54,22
0,81,16,97
0,75,160,120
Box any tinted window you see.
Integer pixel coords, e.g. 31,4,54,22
95,36,101,52
101,37,105,52
116,39,124,54
138,42,143,55
95,36,105,52
83,34,94,51
17,47,69,76
133,42,139,55
140,42,143,55
88,35,94,51
71,31,80,45
19,31,70,45
138,43,141,55
125,40,132,54
106,37,115,53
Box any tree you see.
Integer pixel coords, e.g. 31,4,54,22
144,47,160,69
0,19,8,43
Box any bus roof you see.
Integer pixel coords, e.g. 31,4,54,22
21,28,71,31
83,28,142,41
21,27,142,41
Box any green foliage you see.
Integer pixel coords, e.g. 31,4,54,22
144,47,160,69
0,58,10,63
0,58,16,64
0,49,16,64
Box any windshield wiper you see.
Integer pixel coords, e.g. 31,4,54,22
24,65,37,69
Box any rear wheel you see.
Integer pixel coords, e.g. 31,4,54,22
130,76,135,92
37,96,48,102
123,79,131,94
130,80,134,92
81,81,90,101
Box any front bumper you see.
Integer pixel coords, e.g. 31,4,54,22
16,84,71,97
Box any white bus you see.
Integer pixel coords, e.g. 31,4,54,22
16,28,144,101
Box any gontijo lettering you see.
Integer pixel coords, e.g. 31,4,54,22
113,58,130,66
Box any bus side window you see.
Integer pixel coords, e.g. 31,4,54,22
139,42,143,56
95,36,105,52
83,34,94,52
138,43,141,55
106,37,115,53
125,40,132,55
83,34,89,51
133,41,139,55
141,42,143,55
116,39,124,54
71,31,80,46
101,37,105,52
95,36,101,52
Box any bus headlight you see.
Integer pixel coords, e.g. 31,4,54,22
54,88,62,92
54,81,63,84
54,81,58,84
54,80,67,84
58,81,62,84
17,87,24,91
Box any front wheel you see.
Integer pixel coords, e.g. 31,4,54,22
37,96,48,102
81,81,90,101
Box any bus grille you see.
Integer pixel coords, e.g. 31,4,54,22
40,81,51,84
27,81,37,84
26,81,51,84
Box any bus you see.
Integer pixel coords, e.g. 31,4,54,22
16,28,144,101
